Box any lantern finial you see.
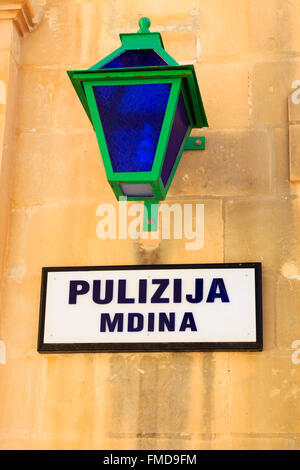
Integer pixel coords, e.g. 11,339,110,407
138,17,151,33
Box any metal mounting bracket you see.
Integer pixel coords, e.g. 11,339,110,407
142,136,206,231
143,200,159,232
184,136,205,150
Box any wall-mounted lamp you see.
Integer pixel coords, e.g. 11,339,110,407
68,18,208,230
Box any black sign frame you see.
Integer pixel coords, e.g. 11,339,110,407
38,262,263,353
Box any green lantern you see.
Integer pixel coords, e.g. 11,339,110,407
68,18,208,230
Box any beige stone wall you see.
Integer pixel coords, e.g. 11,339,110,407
0,0,300,450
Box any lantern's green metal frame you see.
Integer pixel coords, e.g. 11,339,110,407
90,26,178,71
67,18,208,231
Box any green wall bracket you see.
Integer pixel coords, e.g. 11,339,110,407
143,200,159,232
184,136,205,150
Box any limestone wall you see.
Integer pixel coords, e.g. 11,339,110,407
0,0,300,450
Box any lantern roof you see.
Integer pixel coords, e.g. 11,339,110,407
90,17,178,69
67,18,208,129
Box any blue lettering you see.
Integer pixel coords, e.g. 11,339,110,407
148,312,155,331
138,279,147,303
159,312,175,331
151,279,169,303
69,280,89,304
186,278,203,303
118,280,134,303
206,278,230,303
93,280,113,304
173,279,182,303
179,312,197,331
128,313,144,332
100,313,123,332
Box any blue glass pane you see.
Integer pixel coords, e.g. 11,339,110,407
93,83,171,173
101,50,168,68
161,93,190,187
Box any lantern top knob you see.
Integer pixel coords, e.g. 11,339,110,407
138,17,151,33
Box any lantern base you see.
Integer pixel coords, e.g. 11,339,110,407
143,201,159,231
184,136,205,150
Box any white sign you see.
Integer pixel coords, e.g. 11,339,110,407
38,264,262,352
